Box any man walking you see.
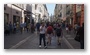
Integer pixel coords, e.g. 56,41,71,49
39,22,47,48
77,23,84,49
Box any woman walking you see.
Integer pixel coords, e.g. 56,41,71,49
56,24,63,45
46,23,53,45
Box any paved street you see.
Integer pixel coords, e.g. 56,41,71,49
4,29,80,49
4,31,32,49
62,29,80,49
4,4,84,49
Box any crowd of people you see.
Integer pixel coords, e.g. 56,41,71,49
4,21,84,49
37,22,84,49
4,22,35,35
38,22,62,48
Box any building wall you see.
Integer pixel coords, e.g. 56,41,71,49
31,4,42,23
4,4,49,24
62,4,66,20
54,4,84,27
54,4,66,22
74,4,84,27
72,4,84,27
73,4,76,27
4,4,23,24
43,4,49,21
81,4,84,26
76,4,81,13
32,4,48,23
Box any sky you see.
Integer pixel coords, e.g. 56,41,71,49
46,4,55,16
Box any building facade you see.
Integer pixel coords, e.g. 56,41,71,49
54,4,84,27
4,4,25,29
4,4,34,32
31,4,49,23
54,4,66,22
77,4,84,26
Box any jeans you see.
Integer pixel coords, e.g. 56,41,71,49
39,34,46,46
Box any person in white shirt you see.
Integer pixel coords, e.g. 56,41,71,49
39,22,47,48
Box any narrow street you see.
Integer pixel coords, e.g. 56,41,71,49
4,4,84,49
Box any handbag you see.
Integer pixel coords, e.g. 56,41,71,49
74,34,80,42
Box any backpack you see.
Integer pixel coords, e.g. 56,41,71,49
56,28,62,35
47,26,53,34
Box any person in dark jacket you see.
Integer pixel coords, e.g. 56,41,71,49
77,23,84,49
36,22,40,34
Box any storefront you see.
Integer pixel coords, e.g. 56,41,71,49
13,15,20,24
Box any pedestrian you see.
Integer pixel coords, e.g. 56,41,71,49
68,24,72,34
62,22,65,29
24,22,26,31
26,23,29,33
5,22,10,35
53,23,57,37
46,22,49,28
9,22,12,34
16,22,19,32
31,24,34,33
56,24,63,45
39,22,47,48
46,23,53,45
20,22,23,34
13,23,16,34
77,24,80,31
66,24,69,34
28,23,31,32
77,23,84,49
74,23,77,34
36,22,40,34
